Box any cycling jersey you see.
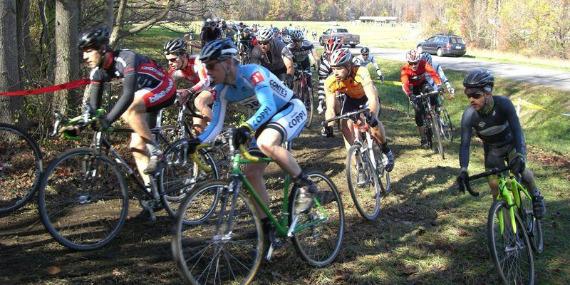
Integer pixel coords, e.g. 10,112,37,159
200,27,221,47
85,49,175,123
283,40,314,69
249,38,289,77
353,54,378,69
400,60,441,96
459,96,526,169
168,55,210,94
324,66,374,100
197,64,305,144
428,62,449,84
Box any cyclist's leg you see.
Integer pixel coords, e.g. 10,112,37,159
484,144,510,198
192,90,213,134
507,149,545,218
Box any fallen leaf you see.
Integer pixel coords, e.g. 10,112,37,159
47,266,61,275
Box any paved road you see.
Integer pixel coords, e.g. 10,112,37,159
364,47,570,92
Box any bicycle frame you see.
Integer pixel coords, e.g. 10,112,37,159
496,174,533,235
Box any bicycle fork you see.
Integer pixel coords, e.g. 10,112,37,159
497,180,518,235
214,177,241,242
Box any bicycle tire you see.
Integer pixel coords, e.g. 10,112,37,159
159,139,219,219
431,112,445,159
345,144,381,220
38,148,129,251
0,123,43,215
520,198,544,254
371,142,391,194
172,180,263,285
302,81,314,128
440,108,454,142
487,201,535,284
289,170,345,267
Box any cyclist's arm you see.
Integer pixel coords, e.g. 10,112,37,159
435,64,449,83
189,59,210,94
400,68,412,96
359,68,379,116
425,62,442,86
105,67,136,123
84,68,105,112
459,107,475,169
197,86,227,143
503,98,527,157
281,46,294,76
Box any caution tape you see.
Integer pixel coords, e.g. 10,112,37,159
0,79,91,97
516,98,569,117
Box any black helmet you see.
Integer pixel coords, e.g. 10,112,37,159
163,38,186,55
360,47,370,55
463,68,494,93
78,27,109,50
199,38,237,62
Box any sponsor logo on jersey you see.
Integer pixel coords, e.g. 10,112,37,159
250,71,265,86
254,106,271,124
288,110,306,128
148,78,174,103
269,79,288,98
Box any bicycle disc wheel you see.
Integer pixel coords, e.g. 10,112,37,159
290,171,345,267
302,83,314,128
487,201,535,284
431,113,445,159
0,123,43,215
159,139,219,219
38,148,128,251
172,180,263,285
345,144,381,220
521,198,544,254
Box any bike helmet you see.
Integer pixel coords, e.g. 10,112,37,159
163,38,186,55
258,28,274,42
78,27,109,50
360,47,370,55
199,38,238,62
330,48,353,67
463,68,494,93
290,29,304,42
282,34,292,44
420,52,433,65
406,49,421,63
325,37,342,54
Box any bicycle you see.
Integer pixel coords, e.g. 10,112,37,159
0,123,43,215
292,68,315,128
323,106,391,221
172,128,345,285
459,166,543,284
413,90,446,159
38,108,218,251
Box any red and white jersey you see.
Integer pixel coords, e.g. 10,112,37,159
168,55,210,94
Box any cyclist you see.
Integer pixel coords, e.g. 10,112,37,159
282,30,318,89
419,52,455,97
200,18,221,47
322,48,395,172
353,47,384,83
163,38,212,134
317,37,342,115
78,27,176,187
457,68,545,219
250,28,294,86
188,39,320,219
400,49,442,147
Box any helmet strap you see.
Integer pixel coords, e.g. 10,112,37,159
102,50,114,70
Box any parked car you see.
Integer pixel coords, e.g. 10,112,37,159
319,26,360,48
417,34,466,57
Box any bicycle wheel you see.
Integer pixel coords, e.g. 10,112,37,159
159,139,219,219
289,171,345,267
439,108,454,142
371,142,391,194
521,197,544,254
0,123,43,215
38,148,129,251
172,180,263,285
487,201,535,284
301,82,314,128
430,112,445,159
345,144,381,220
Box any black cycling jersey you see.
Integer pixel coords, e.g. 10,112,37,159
85,49,169,123
283,40,313,70
249,38,289,76
459,95,526,168
200,27,221,47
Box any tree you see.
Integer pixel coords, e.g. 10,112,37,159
0,0,24,124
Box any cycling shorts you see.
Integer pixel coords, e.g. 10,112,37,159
137,76,176,113
340,95,369,116
251,98,307,146
484,143,517,171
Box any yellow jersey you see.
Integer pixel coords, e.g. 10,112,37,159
324,66,374,100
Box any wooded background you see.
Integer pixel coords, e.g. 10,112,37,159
0,0,568,129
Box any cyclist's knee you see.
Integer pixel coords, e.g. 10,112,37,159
487,175,499,194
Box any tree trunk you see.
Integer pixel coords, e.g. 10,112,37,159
0,0,24,125
105,0,114,30
54,0,80,114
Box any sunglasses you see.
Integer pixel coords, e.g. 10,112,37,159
465,90,485,99
293,40,303,43
167,57,179,63
408,61,419,66
362,53,369,56
204,61,219,70
258,41,270,46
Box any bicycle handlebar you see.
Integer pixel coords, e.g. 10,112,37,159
321,108,370,125
458,166,511,197
413,90,440,100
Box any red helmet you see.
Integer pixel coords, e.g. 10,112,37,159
330,48,353,67
325,37,342,54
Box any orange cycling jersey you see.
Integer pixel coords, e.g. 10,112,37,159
324,66,373,100
400,59,441,96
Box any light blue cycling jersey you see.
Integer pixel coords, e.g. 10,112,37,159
197,64,295,143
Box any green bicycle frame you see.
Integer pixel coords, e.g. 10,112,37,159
496,175,533,235
229,147,329,238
